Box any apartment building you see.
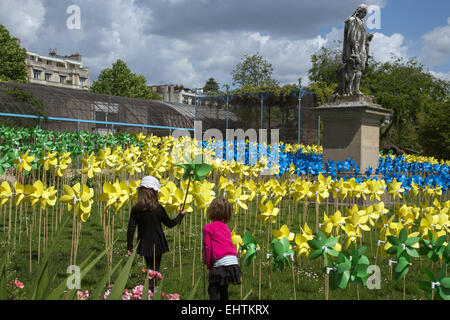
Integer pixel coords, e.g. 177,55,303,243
26,50,90,90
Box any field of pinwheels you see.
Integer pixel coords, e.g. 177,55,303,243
0,125,449,300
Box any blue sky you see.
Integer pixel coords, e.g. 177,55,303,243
0,0,449,87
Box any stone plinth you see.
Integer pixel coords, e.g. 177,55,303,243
313,95,392,172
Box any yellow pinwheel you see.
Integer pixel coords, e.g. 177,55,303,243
60,183,94,222
0,181,12,207
226,185,250,214
55,152,72,177
321,210,346,235
257,200,279,225
97,147,116,169
14,182,26,206
366,179,385,201
372,201,389,217
98,180,123,213
26,180,57,210
346,204,370,234
128,179,141,203
81,153,101,179
13,150,35,172
39,151,57,171
365,205,380,227
395,204,415,230
387,178,405,200
343,224,359,249
231,229,243,252
331,178,348,201
273,225,295,242
160,180,193,214
124,157,143,176
310,179,329,204
294,232,311,258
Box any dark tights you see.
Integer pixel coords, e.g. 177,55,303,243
144,255,162,291
208,282,229,300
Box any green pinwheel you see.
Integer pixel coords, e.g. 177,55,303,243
175,154,213,182
386,228,420,283
328,245,370,291
268,236,294,271
0,155,12,175
348,245,370,287
419,263,450,300
419,230,447,263
241,231,259,266
307,230,339,266
328,252,351,290
307,230,340,300
175,154,212,210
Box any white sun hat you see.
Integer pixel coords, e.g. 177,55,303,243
139,176,161,193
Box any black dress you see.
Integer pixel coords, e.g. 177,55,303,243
127,204,184,258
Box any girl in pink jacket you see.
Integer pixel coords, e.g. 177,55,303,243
203,198,242,300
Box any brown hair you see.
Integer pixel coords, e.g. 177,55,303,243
133,187,159,212
207,198,232,223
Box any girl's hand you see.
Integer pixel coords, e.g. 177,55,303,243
180,209,187,215
127,250,133,256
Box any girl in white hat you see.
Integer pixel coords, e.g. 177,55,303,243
127,175,186,291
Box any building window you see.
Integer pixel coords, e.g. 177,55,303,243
33,70,41,79
46,60,52,65
45,73,52,81
59,75,66,83
93,102,119,132
80,77,87,87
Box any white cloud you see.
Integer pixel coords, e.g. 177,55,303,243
0,0,45,46
420,18,450,67
370,32,409,63
429,70,450,82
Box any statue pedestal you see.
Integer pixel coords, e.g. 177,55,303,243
313,95,392,173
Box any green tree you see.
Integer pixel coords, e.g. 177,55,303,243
0,24,27,82
91,59,161,100
203,77,219,93
417,101,450,160
231,53,279,91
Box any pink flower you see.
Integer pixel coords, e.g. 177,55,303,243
76,290,89,300
14,280,24,289
148,270,163,280
122,289,132,300
167,293,180,300
103,289,111,300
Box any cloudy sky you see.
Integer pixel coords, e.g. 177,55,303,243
1,0,449,89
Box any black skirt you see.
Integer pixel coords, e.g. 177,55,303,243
209,264,242,286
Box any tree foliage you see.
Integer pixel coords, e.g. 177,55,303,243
203,77,219,93
231,53,279,91
0,24,27,83
417,101,450,160
91,59,161,100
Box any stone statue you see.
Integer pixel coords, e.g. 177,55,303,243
337,4,373,96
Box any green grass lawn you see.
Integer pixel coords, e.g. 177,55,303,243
0,196,445,300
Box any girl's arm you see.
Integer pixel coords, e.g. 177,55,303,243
203,227,212,270
126,209,137,253
159,205,185,228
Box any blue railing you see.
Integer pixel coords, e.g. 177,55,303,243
0,112,195,132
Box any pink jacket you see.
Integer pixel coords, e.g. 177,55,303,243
202,221,238,270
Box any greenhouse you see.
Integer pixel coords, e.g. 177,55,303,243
0,81,319,144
